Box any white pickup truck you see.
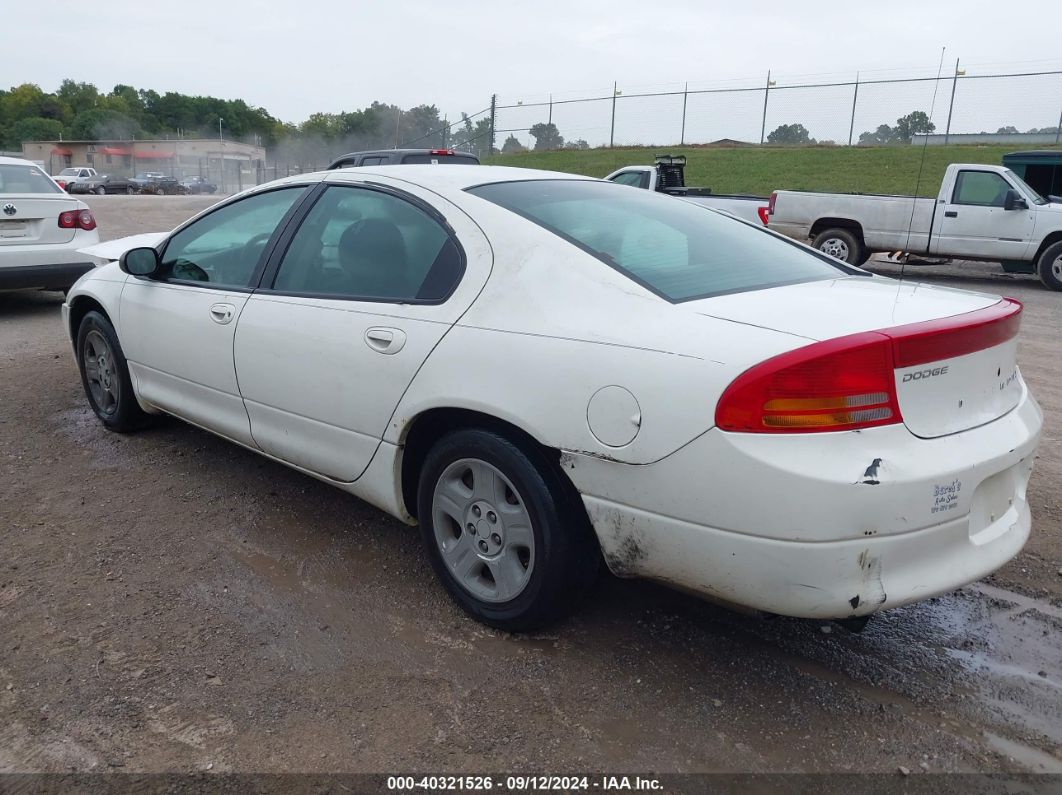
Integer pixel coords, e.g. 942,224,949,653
605,156,768,225
51,167,98,191
767,163,1062,290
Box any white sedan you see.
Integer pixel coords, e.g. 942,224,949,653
0,156,99,291
63,165,1042,631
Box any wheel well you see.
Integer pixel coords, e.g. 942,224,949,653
1033,232,1062,263
399,408,559,521
809,218,865,243
67,296,109,346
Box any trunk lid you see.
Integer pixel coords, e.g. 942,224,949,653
0,195,79,245
688,276,1023,438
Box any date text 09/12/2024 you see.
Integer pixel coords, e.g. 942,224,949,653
386,775,663,791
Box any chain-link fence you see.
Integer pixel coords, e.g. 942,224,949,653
491,67,1062,151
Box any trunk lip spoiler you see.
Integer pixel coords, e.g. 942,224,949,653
878,298,1022,368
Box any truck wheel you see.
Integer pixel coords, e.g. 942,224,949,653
812,228,865,266
1037,241,1062,291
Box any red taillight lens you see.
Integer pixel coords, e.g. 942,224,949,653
757,206,769,226
58,209,96,231
716,332,899,433
768,191,777,215
715,298,1023,434
430,149,455,155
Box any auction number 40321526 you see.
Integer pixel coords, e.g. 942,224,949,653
386,775,663,791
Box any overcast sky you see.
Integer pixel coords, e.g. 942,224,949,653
6,0,1062,145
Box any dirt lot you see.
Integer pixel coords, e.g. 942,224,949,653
1,196,1060,779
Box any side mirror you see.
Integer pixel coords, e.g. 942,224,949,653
120,246,161,277
1003,189,1028,211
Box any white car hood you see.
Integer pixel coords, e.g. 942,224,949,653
683,276,1000,340
78,232,168,264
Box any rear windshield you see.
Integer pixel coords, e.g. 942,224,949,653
467,180,856,301
0,164,63,195
401,153,479,165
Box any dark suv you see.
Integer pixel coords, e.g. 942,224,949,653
327,149,480,169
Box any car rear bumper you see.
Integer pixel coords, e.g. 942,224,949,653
0,261,96,290
564,386,1042,619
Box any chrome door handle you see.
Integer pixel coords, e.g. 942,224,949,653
209,303,236,324
365,327,406,355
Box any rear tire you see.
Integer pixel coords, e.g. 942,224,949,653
417,428,599,632
95,186,106,195
76,311,149,433
1037,241,1062,291
812,227,865,266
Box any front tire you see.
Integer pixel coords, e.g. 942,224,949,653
76,311,148,433
417,428,598,632
813,227,866,265
1037,241,1062,291
95,186,106,195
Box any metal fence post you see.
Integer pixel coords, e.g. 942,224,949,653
680,82,688,146
944,59,960,145
1055,104,1062,145
848,72,860,146
759,70,772,145
610,82,618,147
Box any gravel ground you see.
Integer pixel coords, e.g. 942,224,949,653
0,196,1059,777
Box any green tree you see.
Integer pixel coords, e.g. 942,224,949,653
10,116,64,144
858,124,896,145
766,123,813,144
529,122,563,151
501,134,526,153
564,138,590,150
893,111,935,142
56,80,99,116
68,109,140,140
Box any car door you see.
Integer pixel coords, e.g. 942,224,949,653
932,169,1034,260
232,179,489,481
120,184,311,445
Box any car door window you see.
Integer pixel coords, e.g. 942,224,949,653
160,187,306,288
952,171,1011,207
271,185,464,302
610,171,648,188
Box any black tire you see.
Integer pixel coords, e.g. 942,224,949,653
812,227,865,265
95,186,106,195
76,311,148,433
126,186,136,195
1037,240,1062,291
417,428,599,632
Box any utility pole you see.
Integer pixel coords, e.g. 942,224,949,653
944,59,962,145
759,71,775,145
489,94,497,156
1055,105,1062,146
394,108,401,149
218,117,224,194
848,72,860,146
548,94,553,127
610,82,620,147
680,82,688,146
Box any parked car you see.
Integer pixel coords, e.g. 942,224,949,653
605,156,769,225
178,175,218,195
51,166,98,191
767,163,1062,290
64,165,1041,632
0,156,99,291
327,148,480,169
129,172,180,195
69,174,139,195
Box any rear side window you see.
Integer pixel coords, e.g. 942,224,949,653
609,171,649,189
0,165,63,194
468,180,853,301
271,185,464,302
952,171,1011,207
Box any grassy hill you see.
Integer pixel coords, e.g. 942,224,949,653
485,144,1055,197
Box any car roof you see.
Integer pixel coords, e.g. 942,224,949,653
327,164,597,192
0,156,41,167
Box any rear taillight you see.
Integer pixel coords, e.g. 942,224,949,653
715,298,1022,434
716,333,900,433
768,191,777,215
757,206,769,226
430,149,455,155
58,209,96,231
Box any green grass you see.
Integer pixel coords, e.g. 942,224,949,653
485,144,1058,197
